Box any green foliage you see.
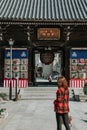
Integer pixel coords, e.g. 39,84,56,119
0,93,7,99
0,108,6,115
83,83,87,95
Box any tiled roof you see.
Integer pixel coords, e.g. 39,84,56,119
0,0,87,21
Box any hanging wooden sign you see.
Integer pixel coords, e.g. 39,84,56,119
37,28,60,40
40,50,54,65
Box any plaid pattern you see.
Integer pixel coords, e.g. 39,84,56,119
54,87,69,114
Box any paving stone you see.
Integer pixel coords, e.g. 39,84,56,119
0,87,87,130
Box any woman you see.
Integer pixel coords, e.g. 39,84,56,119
54,76,70,130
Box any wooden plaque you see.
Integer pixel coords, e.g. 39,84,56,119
37,28,60,40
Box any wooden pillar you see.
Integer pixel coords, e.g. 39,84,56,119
64,46,70,84
27,25,36,86
0,46,4,86
27,26,34,86
28,47,35,86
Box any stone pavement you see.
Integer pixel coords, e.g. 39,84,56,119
0,86,87,130
0,99,87,130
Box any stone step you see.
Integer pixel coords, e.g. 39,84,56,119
79,95,87,101
0,87,57,100
21,87,56,100
0,87,75,100
0,87,57,91
24,87,57,91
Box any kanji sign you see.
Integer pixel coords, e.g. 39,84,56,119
37,28,60,40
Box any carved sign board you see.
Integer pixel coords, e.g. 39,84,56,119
37,28,60,40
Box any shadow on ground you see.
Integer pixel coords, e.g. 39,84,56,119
81,119,87,123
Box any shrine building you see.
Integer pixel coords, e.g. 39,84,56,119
0,0,87,88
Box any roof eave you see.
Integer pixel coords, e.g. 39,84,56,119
0,19,87,25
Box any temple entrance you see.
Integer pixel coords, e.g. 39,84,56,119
34,50,63,85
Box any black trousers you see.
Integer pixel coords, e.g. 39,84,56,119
56,112,70,130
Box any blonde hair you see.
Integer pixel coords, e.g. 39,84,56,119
57,76,68,90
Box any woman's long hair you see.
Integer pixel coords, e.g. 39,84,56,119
57,76,68,90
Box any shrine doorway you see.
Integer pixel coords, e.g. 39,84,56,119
34,50,64,85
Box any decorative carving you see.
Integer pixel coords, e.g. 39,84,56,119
27,26,30,41
0,26,3,41
40,50,54,65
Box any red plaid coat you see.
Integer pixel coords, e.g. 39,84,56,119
54,87,69,114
